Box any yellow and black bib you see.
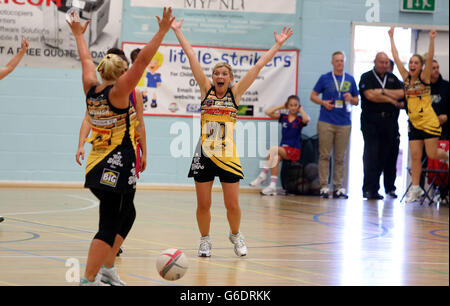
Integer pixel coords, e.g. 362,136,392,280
84,85,139,193
189,86,244,179
405,75,441,136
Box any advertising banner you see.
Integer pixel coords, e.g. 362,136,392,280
0,0,123,68
122,42,299,118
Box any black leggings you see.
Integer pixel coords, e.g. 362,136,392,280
90,188,136,247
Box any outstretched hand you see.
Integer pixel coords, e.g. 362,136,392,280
171,17,184,31
274,26,293,46
20,38,29,52
388,27,395,38
66,11,90,36
430,29,437,39
156,7,175,34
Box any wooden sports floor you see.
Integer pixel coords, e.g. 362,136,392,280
0,187,448,286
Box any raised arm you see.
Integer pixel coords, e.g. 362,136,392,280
171,18,211,97
0,39,29,80
298,105,310,125
388,27,409,81
67,12,97,95
421,30,436,83
110,7,175,107
233,27,293,103
265,104,285,119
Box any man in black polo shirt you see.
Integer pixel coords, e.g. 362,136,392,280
359,52,405,200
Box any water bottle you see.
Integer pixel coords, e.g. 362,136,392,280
345,101,352,112
66,7,81,25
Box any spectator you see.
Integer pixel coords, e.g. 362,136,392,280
310,51,359,199
358,52,405,199
430,59,448,140
250,95,310,195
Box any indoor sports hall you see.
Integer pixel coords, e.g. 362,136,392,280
0,0,448,288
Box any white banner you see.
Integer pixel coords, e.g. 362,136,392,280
0,0,123,68
130,0,297,14
122,42,299,118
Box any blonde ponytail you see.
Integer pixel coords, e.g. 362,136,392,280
97,53,127,81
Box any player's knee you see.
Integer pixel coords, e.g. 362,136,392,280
197,201,212,212
225,201,240,212
94,230,116,247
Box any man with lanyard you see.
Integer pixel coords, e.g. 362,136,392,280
359,52,404,200
310,51,359,199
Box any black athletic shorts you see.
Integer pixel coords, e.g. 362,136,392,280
408,121,441,141
188,153,242,183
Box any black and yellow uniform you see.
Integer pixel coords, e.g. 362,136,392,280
405,74,442,139
84,85,138,193
188,86,244,183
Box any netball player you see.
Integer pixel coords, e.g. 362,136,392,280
76,48,147,259
0,38,29,223
171,18,293,257
67,8,174,285
251,95,310,195
76,48,147,176
389,27,449,203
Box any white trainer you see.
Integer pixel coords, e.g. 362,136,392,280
320,187,329,198
405,186,424,203
100,265,126,286
229,232,248,257
80,273,110,286
250,175,267,187
198,236,212,257
261,185,276,196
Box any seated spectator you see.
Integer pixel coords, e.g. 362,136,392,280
250,95,310,195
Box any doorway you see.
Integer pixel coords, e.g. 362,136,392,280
348,23,449,198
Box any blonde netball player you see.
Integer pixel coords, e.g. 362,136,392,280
171,18,293,257
67,8,174,285
389,27,449,203
76,48,147,176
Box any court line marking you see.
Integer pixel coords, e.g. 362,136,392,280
429,229,449,239
0,244,174,286
283,198,450,225
4,213,323,285
0,256,447,265
2,191,448,284
0,280,19,286
0,231,40,244
3,194,99,216
0,196,175,286
128,235,322,285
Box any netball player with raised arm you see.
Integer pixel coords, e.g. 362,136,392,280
76,48,147,176
67,8,174,285
171,18,293,257
389,27,449,203
0,38,28,223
